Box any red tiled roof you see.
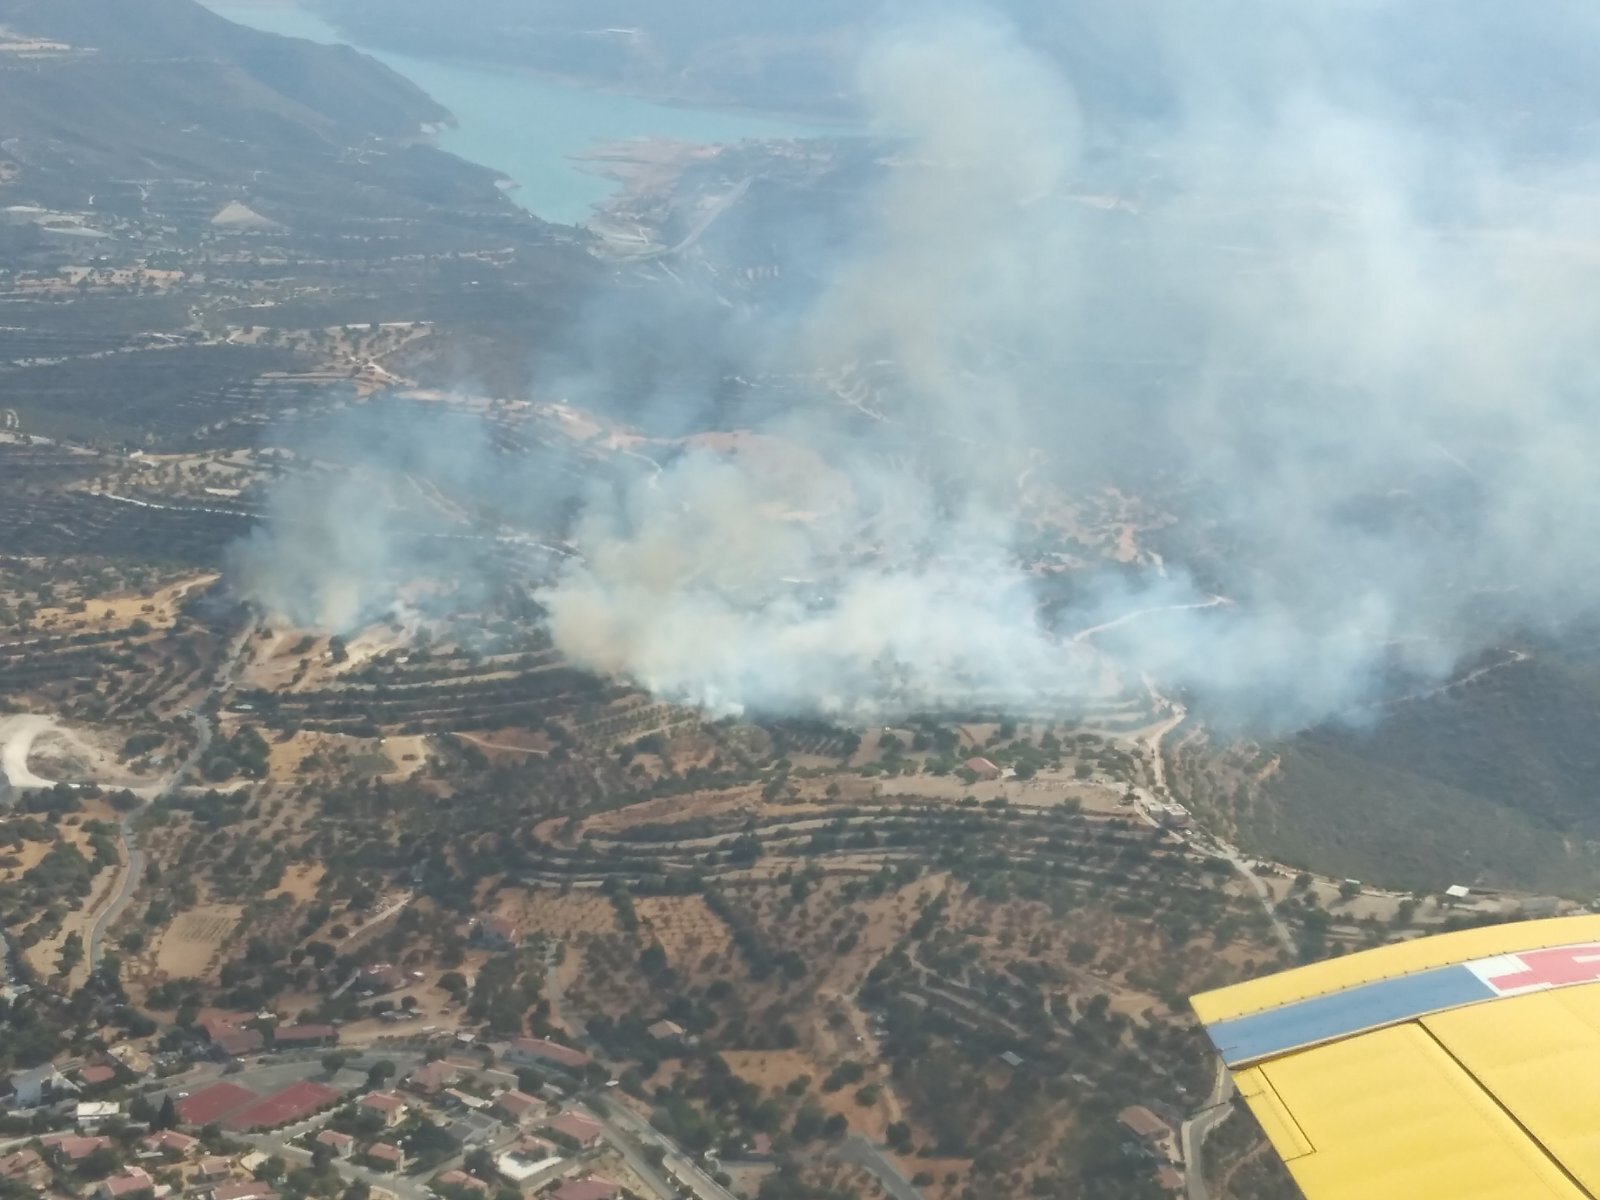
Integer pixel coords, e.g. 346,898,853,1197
80,1065,119,1086
102,1170,154,1197
406,1061,456,1092
366,1143,404,1164
209,1183,277,1200
1118,1105,1170,1139
42,1135,114,1161
550,1178,619,1200
495,1090,538,1115
317,1131,355,1149
176,1082,260,1127
224,1081,342,1132
510,1037,590,1070
435,1171,489,1193
359,1091,407,1113
545,1112,603,1146
141,1130,198,1154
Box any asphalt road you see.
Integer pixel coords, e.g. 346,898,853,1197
88,625,251,971
834,1135,924,1200
86,814,143,970
597,1097,740,1200
1180,1058,1237,1200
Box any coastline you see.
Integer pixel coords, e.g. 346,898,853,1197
213,2,861,131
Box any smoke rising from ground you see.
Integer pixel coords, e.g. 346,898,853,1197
236,3,1600,730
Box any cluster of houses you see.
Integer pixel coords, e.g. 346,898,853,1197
3,1124,297,1200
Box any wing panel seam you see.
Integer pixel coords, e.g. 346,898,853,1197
1416,1020,1598,1200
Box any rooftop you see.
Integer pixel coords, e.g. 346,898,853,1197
210,1183,277,1200
1117,1105,1170,1140
549,1177,620,1200
101,1169,154,1197
510,1037,590,1070
494,1089,539,1115
545,1112,604,1145
359,1092,407,1114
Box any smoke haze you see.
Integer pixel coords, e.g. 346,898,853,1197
234,3,1600,730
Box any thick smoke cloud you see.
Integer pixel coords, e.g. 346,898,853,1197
237,3,1600,730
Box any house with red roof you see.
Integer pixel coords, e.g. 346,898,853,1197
139,1130,199,1159
547,1177,620,1200
315,1131,356,1160
433,1170,489,1195
40,1134,114,1163
364,1142,406,1171
404,1061,457,1096
97,1168,155,1200
505,1038,590,1073
543,1112,604,1151
358,1092,408,1128
493,1089,541,1125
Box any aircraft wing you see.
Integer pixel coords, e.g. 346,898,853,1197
1192,914,1600,1199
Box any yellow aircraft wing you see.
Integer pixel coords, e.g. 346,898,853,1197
1192,914,1600,1199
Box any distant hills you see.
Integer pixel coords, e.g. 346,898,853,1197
313,0,1600,154
0,0,516,221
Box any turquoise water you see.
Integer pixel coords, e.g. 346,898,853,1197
209,3,836,225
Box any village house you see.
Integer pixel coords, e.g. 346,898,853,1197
97,1168,156,1200
405,1061,457,1096
199,1015,263,1059
139,1131,199,1159
195,1156,234,1183
543,1112,604,1152
40,1134,114,1164
493,1089,541,1126
208,1182,277,1200
315,1131,356,1160
365,1142,406,1171
358,1092,409,1128
76,1101,123,1130
7,1063,77,1108
1118,1105,1178,1161
433,1170,490,1195
548,1177,620,1200
964,756,1002,781
504,1037,590,1074
646,1020,684,1043
493,1137,562,1184
470,916,520,951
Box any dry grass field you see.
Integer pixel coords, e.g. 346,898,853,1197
496,887,620,937
635,895,733,969
152,904,243,979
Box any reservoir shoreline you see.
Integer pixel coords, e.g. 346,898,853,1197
207,2,841,226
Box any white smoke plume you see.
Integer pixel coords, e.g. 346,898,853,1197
239,3,1600,730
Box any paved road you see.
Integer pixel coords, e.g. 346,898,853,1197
88,624,251,971
1218,844,1296,956
1180,1058,1237,1200
86,815,144,970
834,1135,924,1200
596,1097,738,1200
